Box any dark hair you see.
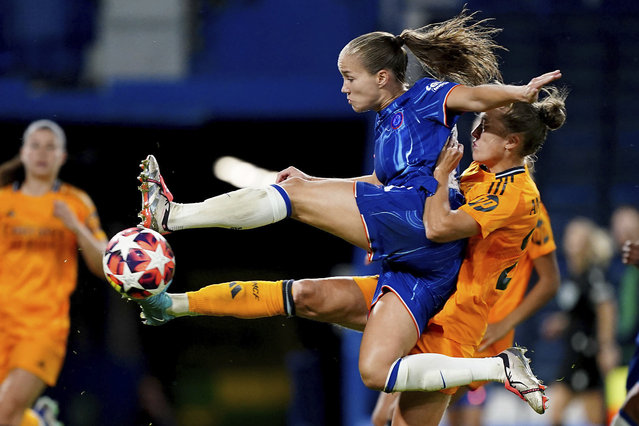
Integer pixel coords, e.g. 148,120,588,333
0,155,23,187
501,86,568,159
341,9,504,86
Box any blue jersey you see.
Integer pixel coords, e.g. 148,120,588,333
373,78,460,195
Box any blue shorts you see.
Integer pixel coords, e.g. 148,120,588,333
355,182,466,335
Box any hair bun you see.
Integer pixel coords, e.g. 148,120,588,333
536,86,567,131
539,101,566,130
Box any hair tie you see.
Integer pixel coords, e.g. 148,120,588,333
394,35,405,47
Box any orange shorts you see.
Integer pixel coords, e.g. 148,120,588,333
0,329,67,386
352,275,378,310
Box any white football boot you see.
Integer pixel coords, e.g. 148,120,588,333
498,347,548,414
138,154,173,234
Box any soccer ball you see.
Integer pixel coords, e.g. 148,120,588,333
103,227,176,299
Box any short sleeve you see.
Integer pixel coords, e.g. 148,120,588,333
412,78,461,128
459,182,520,238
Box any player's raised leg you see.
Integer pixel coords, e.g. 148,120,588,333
138,276,371,330
138,154,290,234
137,155,371,251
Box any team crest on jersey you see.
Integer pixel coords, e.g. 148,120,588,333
468,194,499,212
391,112,404,129
425,81,446,92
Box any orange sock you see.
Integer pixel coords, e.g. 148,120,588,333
20,409,40,426
187,279,294,318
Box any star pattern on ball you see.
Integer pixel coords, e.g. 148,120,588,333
110,230,143,261
145,244,174,277
122,270,147,292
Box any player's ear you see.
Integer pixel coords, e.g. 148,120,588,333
377,69,389,87
506,133,521,153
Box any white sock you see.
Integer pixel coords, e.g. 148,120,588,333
168,185,290,231
385,353,506,392
167,293,195,317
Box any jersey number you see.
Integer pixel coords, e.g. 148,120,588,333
495,263,517,290
495,226,535,290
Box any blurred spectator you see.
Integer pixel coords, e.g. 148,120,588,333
542,217,619,425
610,240,639,426
611,206,639,363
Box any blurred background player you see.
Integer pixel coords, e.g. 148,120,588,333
542,216,619,425
611,238,639,426
611,206,639,364
0,120,107,426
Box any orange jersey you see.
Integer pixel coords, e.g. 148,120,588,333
429,162,541,347
0,181,106,338
487,201,556,323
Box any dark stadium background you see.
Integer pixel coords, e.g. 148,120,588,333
0,1,637,425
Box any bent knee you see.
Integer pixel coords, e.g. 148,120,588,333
359,353,394,391
292,279,325,319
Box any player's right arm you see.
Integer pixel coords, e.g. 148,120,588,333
423,138,480,242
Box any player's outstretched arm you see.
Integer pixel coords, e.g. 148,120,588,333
446,70,562,112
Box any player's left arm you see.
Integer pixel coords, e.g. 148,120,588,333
446,70,562,112
54,200,107,279
423,138,480,243
479,251,560,351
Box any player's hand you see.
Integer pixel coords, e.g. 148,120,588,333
622,240,639,266
275,166,313,183
53,200,81,233
434,135,463,183
521,70,562,103
478,321,512,352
